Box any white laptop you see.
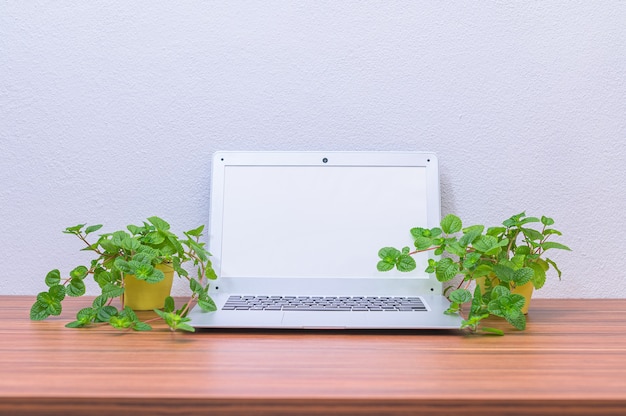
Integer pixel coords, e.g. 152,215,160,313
188,151,462,329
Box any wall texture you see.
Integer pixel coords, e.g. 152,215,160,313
1,1,625,298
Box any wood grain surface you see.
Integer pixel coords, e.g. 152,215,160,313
1,296,626,415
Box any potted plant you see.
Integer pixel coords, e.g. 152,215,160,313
30,216,217,332
377,212,570,335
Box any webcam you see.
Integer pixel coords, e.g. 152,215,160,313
322,157,328,163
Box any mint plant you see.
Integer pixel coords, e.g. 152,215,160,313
377,212,570,334
30,216,217,332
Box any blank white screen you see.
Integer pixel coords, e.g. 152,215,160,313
219,165,429,278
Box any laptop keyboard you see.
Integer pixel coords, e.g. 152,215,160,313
222,295,427,312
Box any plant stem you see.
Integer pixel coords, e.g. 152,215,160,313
76,232,104,256
408,246,439,256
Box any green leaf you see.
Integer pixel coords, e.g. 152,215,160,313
541,242,572,251
413,237,433,251
204,262,218,280
410,227,427,238
472,235,500,255
109,307,139,330
65,320,86,328
461,313,489,332
121,236,141,252
63,224,86,234
512,267,534,286
80,243,100,252
85,224,103,235
490,285,510,299
154,309,176,327
444,241,467,257
114,257,132,274
429,228,442,238
172,257,186,276
109,315,133,329
470,264,493,280
378,247,401,263
459,225,484,247
493,263,514,283
441,214,462,234
94,270,112,288
542,228,562,236
377,247,400,270
70,266,88,280
481,327,505,336
501,305,526,330
546,258,563,279
435,258,459,282
102,282,125,298
541,216,555,226
135,245,160,259
92,295,108,308
486,226,506,237
99,239,119,254
131,262,154,281
377,261,394,272
185,239,205,260
502,214,520,228
510,254,526,269
425,259,436,274
488,294,526,330
468,285,486,319
185,225,205,237
396,254,416,272
449,288,472,304
127,224,145,235
163,296,176,312
147,216,170,231
111,231,130,248
45,269,61,287
96,306,118,322
143,231,166,245
521,227,544,242
133,322,152,331
35,292,62,316
519,216,540,225
189,278,203,294
145,267,165,284
154,308,168,320
30,301,51,320
48,284,66,301
198,295,217,312
67,279,86,297
122,306,138,322
462,252,482,269
175,323,196,332
529,261,547,289
76,307,97,322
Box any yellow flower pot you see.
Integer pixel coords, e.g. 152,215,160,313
476,275,534,314
511,281,534,314
122,263,174,311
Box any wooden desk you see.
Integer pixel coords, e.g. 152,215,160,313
1,296,625,415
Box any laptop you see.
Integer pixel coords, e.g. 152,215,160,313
188,151,462,329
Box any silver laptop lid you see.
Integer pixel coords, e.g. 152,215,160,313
208,151,442,297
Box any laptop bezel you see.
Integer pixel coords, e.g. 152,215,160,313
207,151,443,298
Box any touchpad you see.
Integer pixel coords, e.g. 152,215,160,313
281,312,349,328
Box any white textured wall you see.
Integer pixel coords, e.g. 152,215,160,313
1,1,625,298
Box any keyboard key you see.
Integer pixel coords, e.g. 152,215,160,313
221,295,427,312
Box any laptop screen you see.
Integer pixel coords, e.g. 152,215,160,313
217,163,431,279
